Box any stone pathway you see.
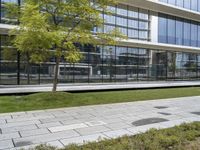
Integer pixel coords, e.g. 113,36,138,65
1,81,200,94
0,96,200,149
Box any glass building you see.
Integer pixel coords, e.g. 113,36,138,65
1,0,200,85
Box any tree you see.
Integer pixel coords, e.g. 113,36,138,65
6,0,125,92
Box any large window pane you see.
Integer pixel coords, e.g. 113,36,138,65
184,0,191,9
176,0,184,7
191,0,198,11
128,6,138,18
183,21,191,46
158,15,167,43
168,0,176,5
191,23,198,46
175,19,183,45
168,16,176,44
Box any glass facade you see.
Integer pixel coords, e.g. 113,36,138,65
158,13,200,47
1,0,200,85
159,0,200,12
93,4,150,40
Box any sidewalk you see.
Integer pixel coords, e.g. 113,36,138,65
1,81,200,94
0,96,200,149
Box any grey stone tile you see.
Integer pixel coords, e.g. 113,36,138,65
0,119,6,124
60,119,83,125
1,124,38,134
48,123,88,133
0,120,40,128
0,115,12,120
60,133,108,146
0,139,14,149
75,125,111,136
13,130,79,146
20,128,50,137
7,115,54,123
0,132,20,141
40,116,74,124
105,122,132,130
37,122,62,128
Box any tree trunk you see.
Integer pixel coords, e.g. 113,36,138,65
27,60,30,85
52,56,60,92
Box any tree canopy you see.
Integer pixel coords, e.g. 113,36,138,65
6,0,126,91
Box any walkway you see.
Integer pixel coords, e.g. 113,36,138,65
1,81,200,94
0,96,200,149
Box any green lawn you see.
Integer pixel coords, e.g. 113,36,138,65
1,87,200,113
0,87,200,113
34,122,200,150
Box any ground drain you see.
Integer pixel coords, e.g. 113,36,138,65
132,118,169,126
158,112,172,116
191,112,200,115
154,106,168,109
15,141,33,147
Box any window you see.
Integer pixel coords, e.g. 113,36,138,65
183,21,191,46
158,15,167,43
116,17,127,27
184,0,191,9
117,5,127,16
104,15,115,25
191,0,198,11
139,21,148,30
139,31,148,39
176,0,184,7
168,0,176,5
128,6,138,18
176,19,183,45
128,19,138,28
198,25,200,47
191,23,198,46
128,29,138,38
168,16,176,44
139,9,148,20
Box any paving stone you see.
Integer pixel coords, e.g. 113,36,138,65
0,132,20,141
0,119,6,124
0,139,14,149
103,129,133,138
0,120,40,128
7,115,54,123
40,116,74,123
20,128,50,137
1,124,38,134
60,133,108,146
75,125,111,136
0,115,12,120
60,119,83,125
13,130,79,146
85,121,106,127
48,123,88,133
105,122,132,130
37,122,62,128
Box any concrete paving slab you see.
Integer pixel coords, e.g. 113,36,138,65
0,140,14,149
